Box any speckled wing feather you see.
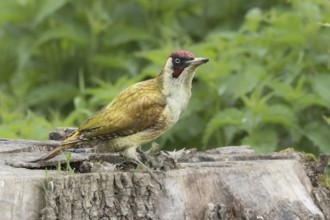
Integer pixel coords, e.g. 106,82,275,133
77,79,166,139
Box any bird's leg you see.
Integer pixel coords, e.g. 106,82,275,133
145,142,161,155
137,142,163,169
161,148,188,168
134,156,162,188
137,147,153,163
126,146,163,187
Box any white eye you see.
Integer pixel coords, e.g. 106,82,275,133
174,58,181,64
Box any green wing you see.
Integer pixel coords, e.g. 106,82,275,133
77,79,166,139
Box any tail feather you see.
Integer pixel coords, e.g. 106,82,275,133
29,131,80,163
29,149,58,163
29,143,71,163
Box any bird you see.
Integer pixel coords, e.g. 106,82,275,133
30,50,209,165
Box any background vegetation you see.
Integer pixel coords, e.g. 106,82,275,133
0,0,330,155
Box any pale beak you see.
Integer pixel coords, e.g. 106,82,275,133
186,57,209,66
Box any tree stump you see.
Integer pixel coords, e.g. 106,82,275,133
0,129,329,220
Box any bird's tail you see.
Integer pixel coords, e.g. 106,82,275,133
29,131,80,163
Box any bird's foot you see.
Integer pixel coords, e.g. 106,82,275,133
116,146,190,188
115,157,163,188
116,159,139,171
137,145,166,170
138,146,190,171
134,157,164,188
160,148,189,169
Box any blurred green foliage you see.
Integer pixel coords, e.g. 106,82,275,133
0,0,330,154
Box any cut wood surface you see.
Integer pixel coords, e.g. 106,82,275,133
0,129,329,220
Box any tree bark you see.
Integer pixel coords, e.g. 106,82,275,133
0,133,329,220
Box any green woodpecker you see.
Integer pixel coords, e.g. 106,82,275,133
31,50,209,163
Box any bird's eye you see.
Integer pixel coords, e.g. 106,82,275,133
174,58,181,64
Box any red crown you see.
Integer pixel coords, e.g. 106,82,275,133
170,50,195,58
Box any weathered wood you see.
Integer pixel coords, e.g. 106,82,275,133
0,134,329,220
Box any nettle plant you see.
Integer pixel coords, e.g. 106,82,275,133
197,4,330,154
0,0,329,155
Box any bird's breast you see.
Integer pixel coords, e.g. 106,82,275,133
164,88,191,125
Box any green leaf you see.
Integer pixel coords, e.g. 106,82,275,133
323,116,330,126
311,74,330,106
35,23,89,46
24,82,77,108
244,8,263,32
261,104,296,127
319,23,330,27
57,161,62,174
242,128,278,153
269,79,324,107
304,121,330,153
225,65,266,98
203,108,245,145
33,0,67,26
107,26,152,47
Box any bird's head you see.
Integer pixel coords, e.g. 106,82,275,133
158,50,209,89
167,50,209,78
